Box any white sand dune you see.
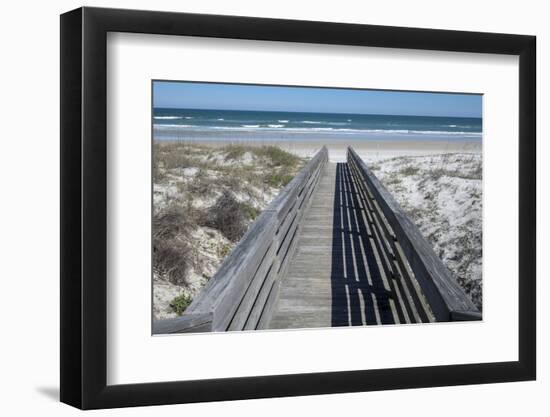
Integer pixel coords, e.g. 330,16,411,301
368,152,482,309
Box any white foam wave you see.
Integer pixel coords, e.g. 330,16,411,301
409,130,481,136
154,116,183,120
301,120,348,126
153,124,481,136
154,124,193,128
278,120,289,123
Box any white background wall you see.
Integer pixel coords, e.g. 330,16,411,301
0,0,546,415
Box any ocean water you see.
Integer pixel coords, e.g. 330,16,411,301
153,108,482,142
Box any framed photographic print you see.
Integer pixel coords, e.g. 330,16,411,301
60,6,536,409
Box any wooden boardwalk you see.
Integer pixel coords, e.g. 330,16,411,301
154,147,480,334
268,162,435,329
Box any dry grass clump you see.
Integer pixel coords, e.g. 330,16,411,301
217,144,303,189
426,153,482,181
256,145,301,168
154,239,193,286
162,152,194,170
427,164,482,181
264,172,295,187
257,146,301,187
205,191,248,242
187,168,218,196
399,165,420,176
219,144,301,168
223,144,247,161
153,205,195,239
385,175,402,186
152,205,198,286
154,142,217,183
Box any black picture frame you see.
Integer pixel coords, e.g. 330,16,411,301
60,6,536,410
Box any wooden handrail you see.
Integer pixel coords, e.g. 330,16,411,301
347,147,481,322
153,146,329,333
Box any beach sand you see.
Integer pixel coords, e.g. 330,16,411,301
170,138,482,162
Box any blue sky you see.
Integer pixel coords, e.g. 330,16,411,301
153,81,482,118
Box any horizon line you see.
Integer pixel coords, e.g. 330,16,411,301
153,106,482,119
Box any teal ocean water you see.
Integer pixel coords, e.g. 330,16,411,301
153,108,482,142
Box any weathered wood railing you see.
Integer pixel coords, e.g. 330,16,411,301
154,146,329,334
347,147,481,322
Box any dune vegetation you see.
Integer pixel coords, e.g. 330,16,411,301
152,142,305,320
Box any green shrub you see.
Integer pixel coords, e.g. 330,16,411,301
240,202,260,221
170,293,193,315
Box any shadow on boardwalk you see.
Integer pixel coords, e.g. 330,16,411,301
330,163,431,326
